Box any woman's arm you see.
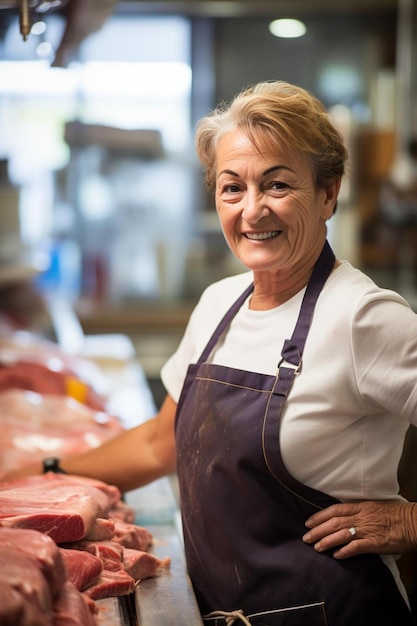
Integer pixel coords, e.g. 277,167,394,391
0,394,178,494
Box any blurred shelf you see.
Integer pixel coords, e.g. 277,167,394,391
75,299,194,335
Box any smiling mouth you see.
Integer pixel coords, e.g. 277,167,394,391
245,230,281,241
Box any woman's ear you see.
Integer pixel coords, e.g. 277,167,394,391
322,178,342,219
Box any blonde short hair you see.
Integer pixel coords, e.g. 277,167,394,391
195,81,348,201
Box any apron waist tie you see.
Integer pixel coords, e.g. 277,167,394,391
204,609,252,626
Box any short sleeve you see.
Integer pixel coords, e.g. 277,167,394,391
351,290,417,423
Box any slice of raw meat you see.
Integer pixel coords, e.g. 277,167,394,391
112,520,153,550
0,361,106,411
53,581,97,626
107,499,135,523
122,548,171,581
55,473,122,507
84,517,115,541
0,544,53,624
63,539,124,572
84,569,136,600
0,527,67,597
0,474,112,542
0,580,33,626
59,548,103,592
0,389,124,476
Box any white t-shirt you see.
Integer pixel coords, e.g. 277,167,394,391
161,260,417,599
162,260,417,502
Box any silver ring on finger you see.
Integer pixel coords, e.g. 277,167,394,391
348,526,357,538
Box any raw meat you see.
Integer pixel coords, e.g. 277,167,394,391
63,539,124,571
0,526,67,597
0,332,108,402
0,580,33,626
0,361,106,411
112,520,153,551
59,548,103,591
0,527,99,625
85,569,136,600
0,473,171,619
0,544,53,624
84,517,115,541
107,499,135,523
0,389,124,475
0,473,114,543
123,548,171,581
53,581,97,626
57,473,122,507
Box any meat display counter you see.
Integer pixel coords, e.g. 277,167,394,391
48,304,203,624
78,350,202,625
96,480,203,626
96,523,203,625
54,312,203,626
129,478,203,625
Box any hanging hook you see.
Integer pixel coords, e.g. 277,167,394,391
19,0,32,41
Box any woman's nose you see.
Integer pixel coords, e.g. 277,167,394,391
241,191,270,223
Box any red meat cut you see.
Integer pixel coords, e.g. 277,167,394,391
84,569,136,600
123,548,171,581
0,388,124,476
0,527,67,597
53,581,97,626
63,539,124,571
112,520,153,550
0,473,114,543
59,548,103,591
0,361,106,411
0,545,54,625
0,580,34,626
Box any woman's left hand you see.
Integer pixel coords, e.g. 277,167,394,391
302,500,417,559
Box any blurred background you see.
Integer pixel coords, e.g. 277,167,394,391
0,0,417,611
0,2,415,399
0,0,416,365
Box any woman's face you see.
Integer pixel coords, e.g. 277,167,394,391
215,128,339,277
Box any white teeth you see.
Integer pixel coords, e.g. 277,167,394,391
246,231,280,240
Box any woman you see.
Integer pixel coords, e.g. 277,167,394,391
4,81,417,625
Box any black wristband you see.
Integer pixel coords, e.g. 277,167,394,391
42,457,67,474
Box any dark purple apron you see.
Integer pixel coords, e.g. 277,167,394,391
175,241,415,626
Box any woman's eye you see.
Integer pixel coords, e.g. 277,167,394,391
223,184,241,194
270,181,289,191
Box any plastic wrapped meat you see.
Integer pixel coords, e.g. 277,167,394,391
0,389,124,475
0,331,108,408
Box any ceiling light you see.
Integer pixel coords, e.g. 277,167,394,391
269,18,307,39
31,21,47,36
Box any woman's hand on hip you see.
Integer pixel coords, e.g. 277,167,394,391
302,500,417,558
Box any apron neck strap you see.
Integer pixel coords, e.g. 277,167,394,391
281,240,335,367
197,240,335,366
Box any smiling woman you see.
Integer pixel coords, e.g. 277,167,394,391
195,81,345,307
213,128,339,299
3,79,417,626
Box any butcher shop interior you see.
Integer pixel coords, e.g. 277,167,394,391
0,0,417,624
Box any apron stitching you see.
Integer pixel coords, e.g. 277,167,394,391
249,601,326,617
204,602,327,624
197,372,322,510
261,383,322,510
195,376,273,393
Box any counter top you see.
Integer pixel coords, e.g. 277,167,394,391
97,481,203,626
136,522,203,626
